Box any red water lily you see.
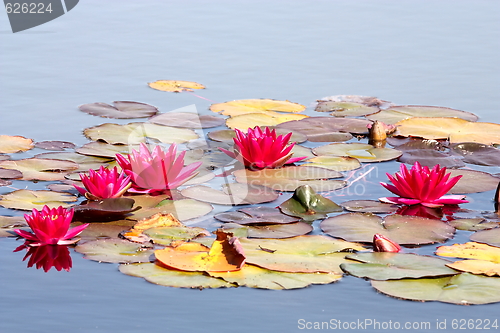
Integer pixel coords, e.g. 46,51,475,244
14,206,89,246
219,127,306,169
115,143,201,194
74,166,131,200
380,161,468,208
14,243,72,272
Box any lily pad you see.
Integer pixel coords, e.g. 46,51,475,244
144,227,210,246
0,158,78,181
73,198,139,222
394,117,500,145
35,151,113,164
277,117,371,142
0,215,27,237
449,218,499,232
398,149,465,168
240,236,365,273
149,112,225,128
446,169,500,194
315,101,379,117
34,141,76,151
75,238,155,263
450,142,500,167
341,253,458,280
367,105,478,124
0,168,23,180
340,200,398,214
221,222,313,239
148,80,206,93
209,264,341,290
76,142,140,158
471,228,500,247
210,99,306,117
0,190,77,210
181,184,279,205
225,113,309,130
119,262,234,289
302,156,361,172
126,199,213,222
371,273,500,305
83,123,198,145
279,185,342,222
313,143,402,162
436,242,500,277
207,128,307,144
79,101,159,119
0,135,34,153
215,206,300,225
234,166,346,192
75,220,135,241
321,213,455,245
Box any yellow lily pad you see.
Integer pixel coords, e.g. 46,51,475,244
0,135,34,153
0,189,77,210
0,158,79,181
313,143,402,162
367,105,478,124
148,80,205,93
436,242,500,276
225,113,309,130
210,99,305,117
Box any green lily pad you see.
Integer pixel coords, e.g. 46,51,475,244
144,226,209,246
0,190,77,210
181,183,279,206
73,198,139,222
0,135,34,153
234,166,346,192
75,238,155,263
449,218,499,232
209,264,341,290
341,253,458,280
79,101,159,119
315,101,379,117
149,112,224,128
83,122,198,145
302,156,361,172
279,185,342,222
75,220,136,241
371,273,500,305
119,262,235,289
34,141,76,151
367,105,478,124
208,128,307,144
240,236,365,273
215,206,300,225
35,151,113,164
76,142,141,158
126,199,213,222
446,169,500,194
398,149,465,168
450,142,500,167
221,222,313,239
313,143,402,162
470,228,500,247
321,213,455,245
0,215,27,237
340,200,399,214
0,158,79,181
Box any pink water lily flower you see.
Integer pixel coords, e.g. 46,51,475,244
219,127,307,169
74,166,131,200
14,206,89,246
115,143,201,194
380,161,468,208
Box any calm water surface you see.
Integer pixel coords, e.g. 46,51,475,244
1,1,499,332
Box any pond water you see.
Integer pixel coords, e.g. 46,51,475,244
1,1,499,332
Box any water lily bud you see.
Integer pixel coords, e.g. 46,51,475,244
368,121,387,148
495,181,500,213
373,233,401,252
294,185,319,212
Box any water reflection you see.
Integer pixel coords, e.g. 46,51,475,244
396,205,459,220
14,243,72,272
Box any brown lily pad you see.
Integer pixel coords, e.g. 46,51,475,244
79,101,159,119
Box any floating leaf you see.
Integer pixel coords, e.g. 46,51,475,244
395,117,500,145
302,156,361,172
76,220,135,241
155,230,245,272
221,222,313,239
313,143,402,162
0,158,78,181
341,253,458,280
436,242,500,276
321,213,455,245
279,185,342,222
371,273,500,305
398,149,465,168
209,264,341,290
145,226,210,246
210,99,305,117
0,190,77,210
450,142,500,167
83,123,198,145
126,199,213,222
449,218,499,232
208,128,307,144
277,117,372,142
148,80,205,93
471,228,500,247
34,141,76,151
149,112,224,128
73,198,138,222
315,101,379,117
367,105,478,124
234,166,346,192
35,151,113,165
0,215,27,237
0,168,22,180
181,184,279,205
75,238,155,263
446,169,500,194
215,206,300,225
119,262,234,289
240,236,365,273
76,142,140,158
226,113,308,130
340,200,398,214
0,135,34,153
79,101,159,119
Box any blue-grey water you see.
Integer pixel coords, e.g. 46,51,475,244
1,1,499,332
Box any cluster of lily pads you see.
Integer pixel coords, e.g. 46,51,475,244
1,80,500,305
